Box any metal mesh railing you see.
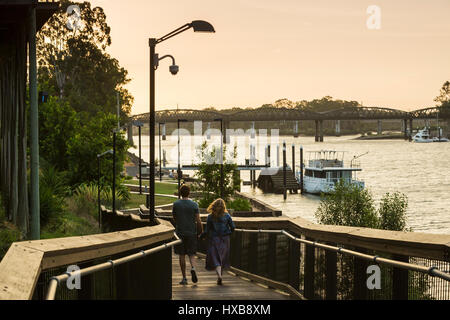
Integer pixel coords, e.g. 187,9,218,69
229,228,450,300
39,235,180,300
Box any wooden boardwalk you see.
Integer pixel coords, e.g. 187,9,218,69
171,253,292,300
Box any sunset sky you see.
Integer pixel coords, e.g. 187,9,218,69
88,0,450,115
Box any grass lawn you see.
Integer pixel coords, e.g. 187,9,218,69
121,193,175,209
125,180,178,195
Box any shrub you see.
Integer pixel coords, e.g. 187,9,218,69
0,195,22,259
67,183,99,221
39,160,70,226
228,198,252,211
378,192,408,231
194,141,240,204
69,182,130,221
315,180,379,228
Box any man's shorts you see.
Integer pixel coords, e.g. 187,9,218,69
174,234,197,255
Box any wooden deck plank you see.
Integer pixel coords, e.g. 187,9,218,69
171,253,291,300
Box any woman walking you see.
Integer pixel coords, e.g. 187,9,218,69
200,198,235,285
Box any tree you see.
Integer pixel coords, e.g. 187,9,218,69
378,192,408,231
194,141,240,206
37,0,133,117
314,182,413,299
315,180,379,228
434,81,450,107
38,95,79,171
273,98,295,109
66,112,129,187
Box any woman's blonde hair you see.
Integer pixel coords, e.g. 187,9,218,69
207,198,227,221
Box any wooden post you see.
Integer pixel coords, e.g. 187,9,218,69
392,254,409,300
248,233,258,274
288,238,300,291
291,144,295,175
335,120,341,137
377,120,382,135
409,119,413,141
231,232,243,269
283,142,287,200
353,248,368,300
304,239,315,299
403,119,408,140
319,120,324,142
315,120,319,142
300,146,304,194
325,247,337,300
267,234,277,280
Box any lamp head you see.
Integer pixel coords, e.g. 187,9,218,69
169,64,179,75
190,20,215,33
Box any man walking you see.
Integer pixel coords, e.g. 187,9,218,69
172,184,203,285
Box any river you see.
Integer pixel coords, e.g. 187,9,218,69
129,133,450,235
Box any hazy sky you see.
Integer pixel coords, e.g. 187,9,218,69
88,0,450,115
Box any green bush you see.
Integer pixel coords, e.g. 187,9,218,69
41,211,99,239
0,195,22,259
197,195,216,209
315,180,379,228
194,142,240,203
69,182,131,221
314,181,418,299
39,160,70,226
67,183,99,221
378,192,408,231
228,198,252,211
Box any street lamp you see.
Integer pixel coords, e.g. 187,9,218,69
97,149,113,229
149,20,215,218
112,126,126,216
158,122,166,182
177,119,188,198
213,118,224,199
132,120,144,193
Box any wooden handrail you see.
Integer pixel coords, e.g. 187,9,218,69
231,217,450,261
0,219,175,300
1,215,449,300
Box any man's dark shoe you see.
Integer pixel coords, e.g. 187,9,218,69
217,278,222,285
179,278,188,285
191,269,198,283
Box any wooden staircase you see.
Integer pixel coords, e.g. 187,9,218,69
257,168,300,194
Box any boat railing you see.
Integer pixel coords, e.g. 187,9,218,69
350,160,361,169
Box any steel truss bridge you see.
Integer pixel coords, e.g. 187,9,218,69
131,106,450,123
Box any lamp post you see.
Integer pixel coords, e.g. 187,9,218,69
149,21,214,214
213,118,224,199
112,127,126,215
159,122,166,182
177,119,188,197
131,121,144,194
97,150,113,229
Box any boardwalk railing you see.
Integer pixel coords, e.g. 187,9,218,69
1,213,449,300
45,233,181,300
215,217,450,300
0,219,177,300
